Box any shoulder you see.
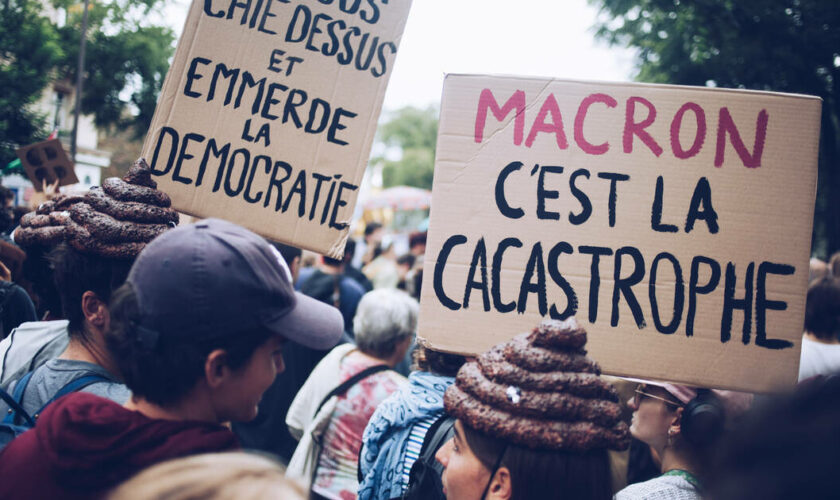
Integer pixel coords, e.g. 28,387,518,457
81,381,131,404
340,275,366,295
615,475,699,500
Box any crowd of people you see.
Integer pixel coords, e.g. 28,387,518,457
0,161,836,499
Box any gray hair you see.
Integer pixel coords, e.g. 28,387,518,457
353,288,419,359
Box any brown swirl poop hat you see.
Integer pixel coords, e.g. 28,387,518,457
61,158,179,259
14,193,88,248
444,317,630,452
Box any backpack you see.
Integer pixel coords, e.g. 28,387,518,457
0,371,112,449
402,414,455,500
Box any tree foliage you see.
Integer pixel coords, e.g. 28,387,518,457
0,0,174,169
591,0,840,257
0,0,64,170
375,106,438,190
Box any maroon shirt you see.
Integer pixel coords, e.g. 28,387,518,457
0,392,238,499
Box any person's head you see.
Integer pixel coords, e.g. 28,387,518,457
408,231,427,256
15,160,178,328
106,219,343,422
396,253,415,277
364,222,383,244
0,201,14,234
321,255,343,269
437,419,613,500
707,375,840,500
830,251,840,279
436,318,628,500
353,288,418,365
50,242,133,339
343,238,357,265
627,381,752,478
0,185,14,209
108,452,306,500
271,242,302,284
805,277,840,340
413,344,466,377
809,257,829,284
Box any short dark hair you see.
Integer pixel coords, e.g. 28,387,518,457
0,186,14,204
805,277,840,340
0,207,13,233
106,283,276,406
408,231,427,250
461,422,612,500
270,241,301,265
397,254,415,268
830,251,840,279
49,243,132,337
413,344,466,377
322,255,343,267
364,222,382,238
344,238,357,262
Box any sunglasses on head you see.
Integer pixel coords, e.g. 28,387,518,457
634,385,682,408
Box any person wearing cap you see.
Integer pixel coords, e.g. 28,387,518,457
435,318,629,500
615,381,752,500
0,219,344,500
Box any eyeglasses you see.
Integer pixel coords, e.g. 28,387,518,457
633,386,682,408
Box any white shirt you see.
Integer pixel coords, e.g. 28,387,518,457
798,335,840,381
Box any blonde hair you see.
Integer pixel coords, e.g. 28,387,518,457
108,452,306,500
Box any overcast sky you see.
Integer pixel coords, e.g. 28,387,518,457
162,0,636,111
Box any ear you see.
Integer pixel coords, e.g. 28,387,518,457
81,291,108,328
487,466,512,500
669,406,684,435
204,349,230,389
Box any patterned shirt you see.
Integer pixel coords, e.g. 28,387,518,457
312,352,405,500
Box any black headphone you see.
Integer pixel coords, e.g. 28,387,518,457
680,389,726,446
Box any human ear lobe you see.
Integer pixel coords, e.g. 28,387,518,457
488,467,512,500
204,349,229,389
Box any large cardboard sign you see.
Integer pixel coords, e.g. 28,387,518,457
16,139,79,190
419,75,822,393
142,0,412,257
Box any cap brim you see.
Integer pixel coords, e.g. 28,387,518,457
266,291,344,350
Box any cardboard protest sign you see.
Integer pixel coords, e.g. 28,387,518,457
141,0,412,257
16,139,79,191
419,75,822,393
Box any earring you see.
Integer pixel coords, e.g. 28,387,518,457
667,428,675,447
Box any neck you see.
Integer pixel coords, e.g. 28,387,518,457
124,393,218,423
355,348,401,368
804,331,840,345
59,331,120,378
659,447,696,476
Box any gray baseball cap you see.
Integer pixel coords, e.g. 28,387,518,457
127,218,343,350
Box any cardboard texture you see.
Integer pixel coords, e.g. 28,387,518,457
16,139,79,190
141,0,412,257
419,75,822,393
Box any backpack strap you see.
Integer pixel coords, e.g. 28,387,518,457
1,372,35,426
315,364,391,416
419,414,455,461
